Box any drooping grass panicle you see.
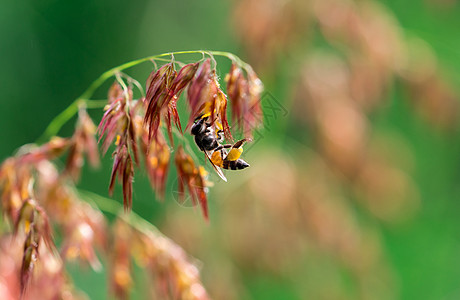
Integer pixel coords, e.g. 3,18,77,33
111,217,210,300
98,81,140,211
141,128,171,200
0,50,262,300
225,63,264,139
186,59,234,141
185,59,212,129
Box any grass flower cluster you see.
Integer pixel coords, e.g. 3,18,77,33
0,50,262,299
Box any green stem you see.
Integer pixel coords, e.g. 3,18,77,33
36,50,249,144
119,73,145,98
85,100,109,109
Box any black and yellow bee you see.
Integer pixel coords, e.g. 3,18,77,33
191,116,250,182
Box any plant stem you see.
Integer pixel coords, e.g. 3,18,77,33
36,50,249,144
85,100,109,108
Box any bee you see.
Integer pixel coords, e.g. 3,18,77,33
191,116,250,182
191,116,224,152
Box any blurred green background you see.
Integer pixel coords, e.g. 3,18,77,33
2,0,460,299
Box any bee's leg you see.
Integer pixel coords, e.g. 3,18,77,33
210,149,224,167
216,130,224,143
214,144,232,151
232,139,247,149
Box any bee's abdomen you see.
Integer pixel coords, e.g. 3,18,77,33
222,159,250,170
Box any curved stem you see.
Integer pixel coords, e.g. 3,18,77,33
119,73,145,98
36,50,249,144
206,50,254,73
115,73,130,104
85,99,109,108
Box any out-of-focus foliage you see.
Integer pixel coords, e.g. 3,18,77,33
1,0,460,299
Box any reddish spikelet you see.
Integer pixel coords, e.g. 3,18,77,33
65,139,82,180
215,88,232,141
65,109,100,180
98,100,125,155
187,60,233,141
246,70,264,130
0,159,33,223
98,82,139,209
174,146,209,220
194,166,210,220
108,148,123,196
225,63,264,139
164,104,176,145
143,62,200,144
20,137,70,165
186,59,212,128
20,226,39,297
128,108,140,166
166,62,201,137
226,64,247,127
32,205,54,251
13,199,55,298
203,78,232,141
77,109,100,167
175,146,197,205
141,129,171,199
108,81,124,103
13,199,35,237
122,155,134,211
108,145,134,211
144,63,177,141
169,62,201,98
98,82,139,163
14,199,54,250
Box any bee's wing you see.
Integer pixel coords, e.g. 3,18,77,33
205,151,227,182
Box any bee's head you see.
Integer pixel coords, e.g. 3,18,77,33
191,116,207,135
